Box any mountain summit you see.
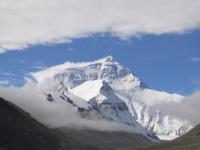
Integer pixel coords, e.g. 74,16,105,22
31,56,192,140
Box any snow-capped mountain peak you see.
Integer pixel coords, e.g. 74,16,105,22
32,55,142,89
30,56,192,140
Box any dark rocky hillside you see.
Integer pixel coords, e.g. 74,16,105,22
55,128,153,150
0,97,60,150
0,97,153,150
0,97,100,150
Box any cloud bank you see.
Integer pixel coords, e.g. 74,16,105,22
154,90,200,126
0,82,200,133
0,83,141,133
1,0,200,53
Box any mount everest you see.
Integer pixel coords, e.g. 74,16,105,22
30,55,192,140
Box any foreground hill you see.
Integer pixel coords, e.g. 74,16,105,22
0,97,60,150
0,97,154,150
125,124,200,150
0,97,101,150
55,128,153,150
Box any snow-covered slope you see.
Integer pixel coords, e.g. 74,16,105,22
31,55,192,140
71,80,139,127
114,88,191,140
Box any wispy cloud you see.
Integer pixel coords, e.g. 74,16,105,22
0,84,142,133
190,57,200,62
154,90,200,126
0,0,200,53
2,72,15,76
9,58,27,63
31,66,48,70
67,48,74,52
31,61,48,70
0,80,9,86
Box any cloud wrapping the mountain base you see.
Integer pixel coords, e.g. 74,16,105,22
154,90,200,126
0,84,139,133
1,0,200,53
0,82,200,133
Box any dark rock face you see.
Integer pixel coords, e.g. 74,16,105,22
0,97,60,150
100,81,112,93
46,93,54,102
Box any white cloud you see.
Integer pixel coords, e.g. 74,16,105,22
0,80,9,85
190,57,200,62
0,0,200,53
3,72,15,76
67,48,74,52
31,61,48,70
31,66,48,70
0,83,142,133
154,90,200,126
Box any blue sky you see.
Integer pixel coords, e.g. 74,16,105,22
1,31,200,95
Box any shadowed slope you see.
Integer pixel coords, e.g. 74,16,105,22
0,97,60,150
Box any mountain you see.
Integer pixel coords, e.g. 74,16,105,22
0,97,154,150
70,80,153,136
41,85,153,139
126,124,200,150
31,55,192,140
